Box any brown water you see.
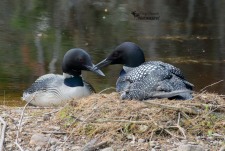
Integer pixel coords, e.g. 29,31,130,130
0,1,224,106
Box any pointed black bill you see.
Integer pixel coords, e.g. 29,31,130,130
84,64,105,76
94,59,112,69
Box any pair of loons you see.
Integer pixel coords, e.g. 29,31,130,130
22,42,194,107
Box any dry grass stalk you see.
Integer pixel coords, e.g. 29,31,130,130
0,116,6,151
15,102,29,151
86,140,109,151
98,87,116,94
92,119,153,124
15,93,40,151
182,103,225,111
200,80,224,92
143,101,202,115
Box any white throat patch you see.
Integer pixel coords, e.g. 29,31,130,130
63,73,74,78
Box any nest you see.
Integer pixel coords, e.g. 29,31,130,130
1,92,225,150
55,92,225,144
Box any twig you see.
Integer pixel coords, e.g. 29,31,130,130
200,80,224,92
0,117,6,151
43,109,61,115
26,106,57,109
81,138,98,151
163,128,185,139
176,124,186,139
42,131,67,134
93,118,152,124
152,119,185,139
15,95,36,151
15,142,24,151
180,111,196,126
176,112,186,139
191,90,207,100
182,103,225,112
152,112,187,140
102,94,118,102
167,125,186,139
203,106,222,118
143,101,202,115
98,87,116,94
83,140,109,151
177,112,181,125
149,129,156,143
82,136,109,151
180,111,190,119
16,102,29,141
149,115,186,139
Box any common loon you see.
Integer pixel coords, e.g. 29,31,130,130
95,42,194,100
22,48,105,107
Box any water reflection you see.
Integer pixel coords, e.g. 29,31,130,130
0,0,224,106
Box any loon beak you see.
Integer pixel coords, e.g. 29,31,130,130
94,59,112,69
85,64,105,76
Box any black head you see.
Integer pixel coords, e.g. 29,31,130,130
95,42,145,69
62,48,104,76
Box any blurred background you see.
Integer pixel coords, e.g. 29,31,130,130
0,0,224,106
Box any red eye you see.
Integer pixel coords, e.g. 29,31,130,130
78,58,84,63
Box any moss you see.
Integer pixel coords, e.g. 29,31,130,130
57,105,76,127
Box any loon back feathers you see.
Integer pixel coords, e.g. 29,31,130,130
24,74,63,95
116,62,193,100
116,63,171,93
24,74,90,94
146,61,194,89
145,61,185,79
120,62,172,83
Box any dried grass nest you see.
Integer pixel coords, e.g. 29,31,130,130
56,92,225,143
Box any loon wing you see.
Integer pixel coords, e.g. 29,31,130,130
116,63,171,92
23,74,63,94
149,89,193,99
145,61,185,79
117,63,193,100
146,61,194,89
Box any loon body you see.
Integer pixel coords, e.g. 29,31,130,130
22,48,104,107
95,42,193,100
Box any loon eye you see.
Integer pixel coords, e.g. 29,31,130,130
113,51,120,58
78,58,84,63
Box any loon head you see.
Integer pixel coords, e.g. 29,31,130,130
95,42,145,69
62,48,105,76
